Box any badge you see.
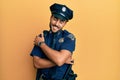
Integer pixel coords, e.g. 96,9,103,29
62,7,66,12
59,38,64,43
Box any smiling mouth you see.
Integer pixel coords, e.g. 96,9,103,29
53,25,59,28
52,26,58,30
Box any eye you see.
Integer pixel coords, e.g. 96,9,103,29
59,20,65,24
53,16,58,21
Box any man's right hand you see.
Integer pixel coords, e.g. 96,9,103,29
65,56,74,64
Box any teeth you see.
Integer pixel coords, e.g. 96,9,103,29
53,26,58,29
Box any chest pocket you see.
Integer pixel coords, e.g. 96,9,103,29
55,37,64,50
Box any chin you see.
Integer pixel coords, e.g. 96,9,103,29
51,29,58,33
52,30,57,33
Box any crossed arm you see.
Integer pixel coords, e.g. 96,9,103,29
33,49,73,69
33,33,73,69
33,56,56,69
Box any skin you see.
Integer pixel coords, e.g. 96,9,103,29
33,15,73,68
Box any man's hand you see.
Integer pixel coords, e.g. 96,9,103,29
34,33,45,46
65,56,74,65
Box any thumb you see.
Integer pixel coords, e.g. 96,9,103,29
39,32,44,37
41,32,44,37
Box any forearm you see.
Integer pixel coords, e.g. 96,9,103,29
40,43,71,66
33,56,56,69
34,35,72,66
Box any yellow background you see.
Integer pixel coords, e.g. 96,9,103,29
0,0,120,80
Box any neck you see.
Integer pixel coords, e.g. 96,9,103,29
50,29,62,36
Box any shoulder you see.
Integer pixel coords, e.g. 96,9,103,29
63,30,75,41
43,30,49,36
43,30,49,33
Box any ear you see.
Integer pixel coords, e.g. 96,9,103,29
50,15,53,20
50,15,53,18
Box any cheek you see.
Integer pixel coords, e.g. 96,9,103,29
50,18,56,24
60,23,66,27
50,21,56,26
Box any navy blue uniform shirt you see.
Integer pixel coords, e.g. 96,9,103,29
30,30,76,80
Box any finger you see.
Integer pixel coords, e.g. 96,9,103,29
41,32,44,37
39,34,42,37
69,62,74,65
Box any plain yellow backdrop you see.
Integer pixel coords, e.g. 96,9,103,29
0,0,120,80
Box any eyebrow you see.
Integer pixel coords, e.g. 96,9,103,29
52,15,66,22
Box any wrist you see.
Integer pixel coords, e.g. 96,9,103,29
38,41,45,47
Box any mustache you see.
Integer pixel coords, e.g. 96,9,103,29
52,25,60,28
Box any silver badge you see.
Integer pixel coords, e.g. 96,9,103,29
62,7,66,12
59,38,64,43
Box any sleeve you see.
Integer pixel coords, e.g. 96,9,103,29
30,45,45,58
30,30,49,57
60,34,76,53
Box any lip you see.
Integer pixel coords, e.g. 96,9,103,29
52,26,59,29
52,26,57,30
51,26,60,32
53,25,59,28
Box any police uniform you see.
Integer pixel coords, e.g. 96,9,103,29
30,3,75,80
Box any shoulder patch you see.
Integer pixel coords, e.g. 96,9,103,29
67,34,75,40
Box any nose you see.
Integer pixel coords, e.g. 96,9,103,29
55,20,59,26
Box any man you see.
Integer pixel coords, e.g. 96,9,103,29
30,3,76,80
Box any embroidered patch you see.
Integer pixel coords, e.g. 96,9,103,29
59,38,64,43
67,34,75,40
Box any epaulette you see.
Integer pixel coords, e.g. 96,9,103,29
67,33,75,41
63,30,75,41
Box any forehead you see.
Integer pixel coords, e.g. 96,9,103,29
52,15,67,22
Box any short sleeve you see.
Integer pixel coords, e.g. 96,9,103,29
60,34,76,53
30,45,45,58
30,30,49,58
